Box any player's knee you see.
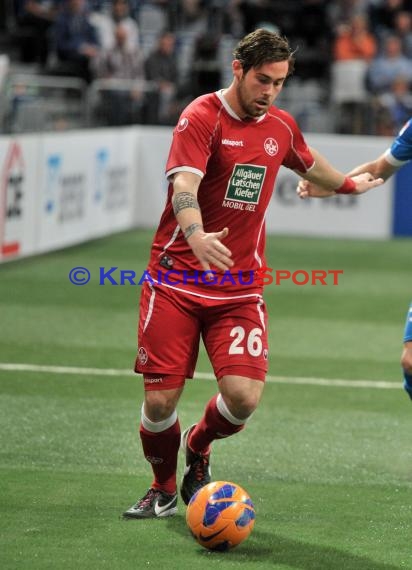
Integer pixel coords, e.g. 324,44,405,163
401,348,412,375
223,391,260,420
220,376,264,420
143,392,176,422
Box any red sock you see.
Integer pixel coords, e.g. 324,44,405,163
189,394,245,455
139,419,180,494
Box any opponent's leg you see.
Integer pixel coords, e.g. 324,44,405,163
401,303,412,400
401,342,412,400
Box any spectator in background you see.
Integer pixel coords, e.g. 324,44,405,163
90,0,140,53
327,0,370,25
376,75,412,134
368,0,412,39
188,33,222,99
93,22,145,125
333,14,377,61
220,0,245,37
366,34,412,94
290,0,331,82
53,0,99,82
237,0,282,36
93,24,144,81
144,30,179,124
174,0,208,34
392,10,412,58
14,0,61,65
299,0,330,46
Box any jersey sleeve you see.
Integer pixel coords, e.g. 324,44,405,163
165,97,219,180
385,118,412,165
278,112,315,172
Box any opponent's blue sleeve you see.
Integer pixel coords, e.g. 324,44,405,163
402,302,412,400
385,118,412,165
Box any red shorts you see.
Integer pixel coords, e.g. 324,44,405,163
135,283,269,389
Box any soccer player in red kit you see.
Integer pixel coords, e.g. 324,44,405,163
123,28,383,518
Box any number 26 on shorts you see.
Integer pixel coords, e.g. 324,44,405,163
228,326,263,357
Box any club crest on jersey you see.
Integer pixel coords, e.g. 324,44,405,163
177,117,189,132
223,163,266,208
264,137,278,156
138,346,148,365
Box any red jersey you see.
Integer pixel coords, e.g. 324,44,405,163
147,90,314,296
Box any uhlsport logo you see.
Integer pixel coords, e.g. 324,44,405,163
222,138,244,147
264,138,278,156
224,163,266,205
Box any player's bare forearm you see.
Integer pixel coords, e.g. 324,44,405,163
171,171,233,272
347,154,398,181
296,147,384,198
172,193,203,238
298,147,346,191
171,171,204,237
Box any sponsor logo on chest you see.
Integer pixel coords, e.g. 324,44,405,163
223,163,266,210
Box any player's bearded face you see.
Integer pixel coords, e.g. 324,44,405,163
236,75,270,118
235,61,289,118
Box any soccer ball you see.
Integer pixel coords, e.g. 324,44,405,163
186,481,255,551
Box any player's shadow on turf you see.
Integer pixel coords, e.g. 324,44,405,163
167,516,400,569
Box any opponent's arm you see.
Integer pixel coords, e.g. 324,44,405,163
171,171,233,273
346,153,399,180
296,147,384,199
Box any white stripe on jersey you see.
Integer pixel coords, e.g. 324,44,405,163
143,284,156,332
254,215,266,267
160,224,181,256
166,165,205,179
267,111,315,172
256,297,266,331
384,148,409,166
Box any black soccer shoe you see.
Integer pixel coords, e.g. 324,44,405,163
180,424,211,505
122,488,177,519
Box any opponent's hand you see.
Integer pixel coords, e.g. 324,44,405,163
187,227,233,275
350,172,384,194
297,173,384,199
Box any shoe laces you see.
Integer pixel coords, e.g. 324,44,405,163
193,454,209,482
139,488,158,507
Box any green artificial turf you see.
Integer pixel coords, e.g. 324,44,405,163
0,230,411,569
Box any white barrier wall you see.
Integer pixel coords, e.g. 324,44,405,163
0,128,138,261
135,126,172,226
268,134,393,239
136,130,395,239
0,136,39,258
0,126,395,263
36,129,137,252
